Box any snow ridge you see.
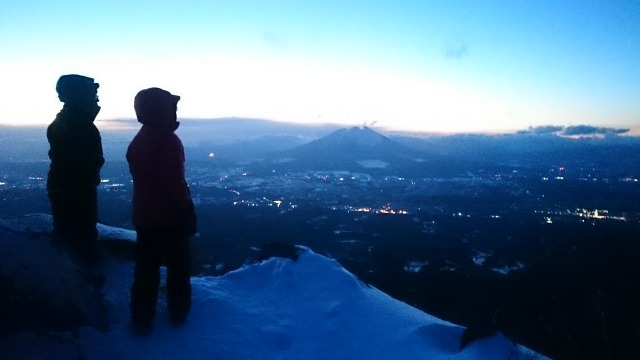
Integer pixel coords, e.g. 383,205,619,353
0,214,547,359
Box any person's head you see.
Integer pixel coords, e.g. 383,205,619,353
56,74,99,109
134,87,180,130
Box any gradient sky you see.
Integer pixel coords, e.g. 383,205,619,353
1,0,639,133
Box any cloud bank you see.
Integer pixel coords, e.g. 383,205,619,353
519,125,630,137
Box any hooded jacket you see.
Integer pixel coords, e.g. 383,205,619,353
126,88,196,232
47,104,104,190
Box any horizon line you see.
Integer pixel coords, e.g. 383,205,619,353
1,117,638,138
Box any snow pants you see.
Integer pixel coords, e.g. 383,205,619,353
48,186,99,265
130,228,192,327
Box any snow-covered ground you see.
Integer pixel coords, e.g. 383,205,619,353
0,214,547,359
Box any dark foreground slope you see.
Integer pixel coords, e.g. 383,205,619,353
0,214,545,360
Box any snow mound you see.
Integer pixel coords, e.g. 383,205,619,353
79,249,545,360
0,214,547,359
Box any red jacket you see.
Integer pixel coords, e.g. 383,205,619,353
127,88,196,232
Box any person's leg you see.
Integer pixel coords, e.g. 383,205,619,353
49,187,99,265
130,230,163,331
73,186,100,265
48,189,73,241
165,231,192,326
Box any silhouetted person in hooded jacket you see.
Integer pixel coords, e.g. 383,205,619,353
47,74,104,266
127,87,197,332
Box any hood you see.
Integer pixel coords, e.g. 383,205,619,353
56,74,99,104
134,87,180,130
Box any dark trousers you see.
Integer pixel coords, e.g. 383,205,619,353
130,228,192,325
48,187,99,265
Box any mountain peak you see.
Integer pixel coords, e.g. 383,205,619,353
326,126,388,148
288,126,412,165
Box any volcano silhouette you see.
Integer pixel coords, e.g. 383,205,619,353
260,126,471,176
289,126,415,164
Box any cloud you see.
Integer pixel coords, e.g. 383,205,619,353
518,125,564,135
561,125,629,136
445,41,469,60
517,125,630,137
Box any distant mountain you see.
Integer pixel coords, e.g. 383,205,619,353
272,127,421,170
257,126,479,176
290,126,416,162
392,132,640,175
173,118,342,161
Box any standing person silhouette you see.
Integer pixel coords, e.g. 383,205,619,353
47,74,104,266
127,87,197,333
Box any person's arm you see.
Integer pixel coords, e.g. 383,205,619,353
161,135,196,234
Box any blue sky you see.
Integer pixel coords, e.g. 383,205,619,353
1,0,639,133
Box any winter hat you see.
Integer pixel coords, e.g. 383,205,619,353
134,87,180,128
56,74,99,103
